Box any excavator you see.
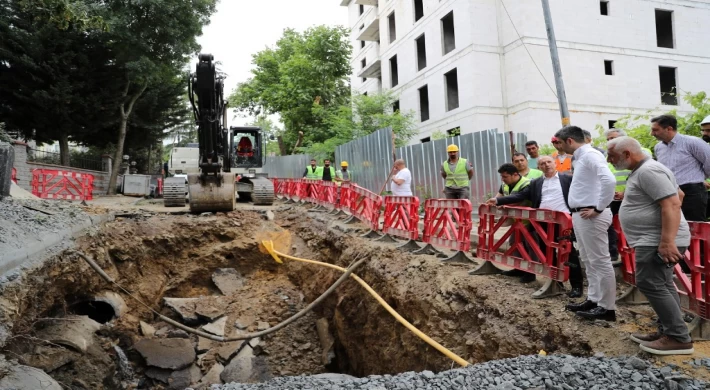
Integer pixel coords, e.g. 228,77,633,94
163,54,273,211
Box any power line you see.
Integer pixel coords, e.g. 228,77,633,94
500,0,558,99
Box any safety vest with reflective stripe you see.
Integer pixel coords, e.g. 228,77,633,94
305,166,320,179
335,169,352,187
502,176,532,207
443,158,470,187
607,163,630,192
524,169,543,179
552,152,572,173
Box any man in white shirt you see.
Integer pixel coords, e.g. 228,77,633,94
554,126,617,321
391,159,412,196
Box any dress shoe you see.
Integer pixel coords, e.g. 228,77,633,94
519,273,536,283
576,306,616,321
567,287,583,298
565,299,597,312
501,269,524,277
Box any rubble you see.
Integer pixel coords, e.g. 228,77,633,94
212,268,245,295
203,316,228,337
134,338,196,370
0,364,62,390
34,315,101,353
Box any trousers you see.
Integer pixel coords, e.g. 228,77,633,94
444,187,470,200
634,246,692,343
572,209,616,310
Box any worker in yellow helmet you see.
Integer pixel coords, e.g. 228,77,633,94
441,144,473,199
334,161,352,187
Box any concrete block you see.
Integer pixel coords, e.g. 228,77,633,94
0,143,14,197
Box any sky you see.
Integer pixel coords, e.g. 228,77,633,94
195,0,349,127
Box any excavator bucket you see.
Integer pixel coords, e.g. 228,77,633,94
187,173,236,213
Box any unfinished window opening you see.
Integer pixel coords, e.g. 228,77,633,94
419,85,430,122
600,1,609,16
604,60,614,76
444,68,459,111
421,137,431,143
360,24,364,31
416,34,427,71
655,9,674,49
362,77,367,83
414,0,424,22
361,40,365,49
388,12,397,43
441,11,456,55
446,127,461,137
359,4,364,15
361,58,366,69
608,120,617,129
659,66,677,105
389,55,399,87
392,100,400,113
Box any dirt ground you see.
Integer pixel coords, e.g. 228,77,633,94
0,198,707,388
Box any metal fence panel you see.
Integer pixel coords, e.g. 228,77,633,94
335,127,394,194
265,154,312,178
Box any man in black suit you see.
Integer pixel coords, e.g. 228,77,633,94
486,156,584,297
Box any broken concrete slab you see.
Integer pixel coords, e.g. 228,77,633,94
197,336,216,353
234,316,254,330
35,315,101,353
0,364,62,390
212,268,245,295
146,364,201,389
215,339,246,362
134,338,196,370
195,304,224,321
163,297,200,323
220,343,255,383
140,321,156,338
199,362,224,385
256,321,270,331
202,316,227,337
22,345,78,373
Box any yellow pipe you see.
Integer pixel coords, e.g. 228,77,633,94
261,241,469,367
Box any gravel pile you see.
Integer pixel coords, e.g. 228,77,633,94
208,355,705,390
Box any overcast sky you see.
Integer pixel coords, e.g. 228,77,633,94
196,1,349,126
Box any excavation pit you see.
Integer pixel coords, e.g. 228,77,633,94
0,206,707,389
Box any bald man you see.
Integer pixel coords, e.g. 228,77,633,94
391,159,412,196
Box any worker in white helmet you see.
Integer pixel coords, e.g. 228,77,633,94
701,115,710,219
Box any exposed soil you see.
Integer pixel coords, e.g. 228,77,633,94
0,201,707,389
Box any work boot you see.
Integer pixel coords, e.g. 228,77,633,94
519,273,536,283
567,287,583,298
502,269,524,277
565,299,597,312
629,331,662,344
640,335,694,355
576,306,616,322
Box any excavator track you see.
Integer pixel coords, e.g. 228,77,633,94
163,177,187,207
251,177,275,205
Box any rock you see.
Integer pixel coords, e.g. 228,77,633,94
134,338,196,370
311,373,358,381
197,336,216,353
221,343,255,383
146,364,202,390
265,210,275,221
203,316,228,337
257,321,270,331
167,329,190,339
140,321,156,338
234,317,253,330
163,297,201,323
215,340,247,362
195,304,225,321
0,365,62,390
35,315,101,353
626,357,649,370
561,363,576,374
298,342,312,351
212,268,245,295
200,362,224,385
630,372,643,382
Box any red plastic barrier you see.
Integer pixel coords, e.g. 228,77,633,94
346,185,383,232
302,179,320,204
678,222,710,320
157,178,163,197
382,196,420,240
31,169,94,201
318,181,337,208
334,182,352,210
420,199,473,252
272,178,281,196
612,215,637,285
476,204,573,282
11,167,17,184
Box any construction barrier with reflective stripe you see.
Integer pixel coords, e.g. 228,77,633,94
31,169,94,201
157,178,163,198
303,179,321,204
272,178,282,197
334,182,353,211
420,199,473,252
475,205,573,284
346,185,383,232
612,215,637,286
11,167,17,184
382,196,420,240
318,181,337,209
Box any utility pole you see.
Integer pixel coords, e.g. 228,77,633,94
540,0,570,126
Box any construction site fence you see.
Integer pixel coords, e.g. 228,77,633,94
31,168,94,201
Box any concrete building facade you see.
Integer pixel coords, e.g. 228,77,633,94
342,0,710,144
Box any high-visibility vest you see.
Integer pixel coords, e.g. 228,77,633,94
524,169,543,179
319,166,335,180
305,166,320,179
335,169,352,187
443,158,470,187
642,147,653,158
502,176,532,207
607,163,630,192
552,152,572,173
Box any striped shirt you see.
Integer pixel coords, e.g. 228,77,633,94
654,133,710,186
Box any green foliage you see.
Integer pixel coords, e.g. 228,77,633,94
538,144,557,156
247,116,282,156
431,130,447,140
612,91,710,150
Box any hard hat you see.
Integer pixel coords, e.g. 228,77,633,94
551,136,559,142
701,115,710,125
447,144,459,152
341,161,348,167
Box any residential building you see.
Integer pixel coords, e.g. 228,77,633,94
342,0,710,144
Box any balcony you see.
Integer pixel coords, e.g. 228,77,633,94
355,7,380,41
339,0,350,6
357,59,381,79
355,0,378,5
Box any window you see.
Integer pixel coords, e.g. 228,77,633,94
359,4,364,15
388,12,397,43
392,100,400,113
359,24,364,31
441,11,456,55
421,137,431,143
655,9,674,49
362,78,367,83
361,58,366,69
444,68,459,111
416,34,427,71
446,127,461,136
414,0,424,22
659,66,677,105
360,40,365,49
604,60,614,75
608,120,617,129
418,85,430,122
600,1,609,16
389,55,399,87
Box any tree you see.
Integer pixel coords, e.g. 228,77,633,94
229,25,352,153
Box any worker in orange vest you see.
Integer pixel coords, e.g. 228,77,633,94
551,136,573,174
